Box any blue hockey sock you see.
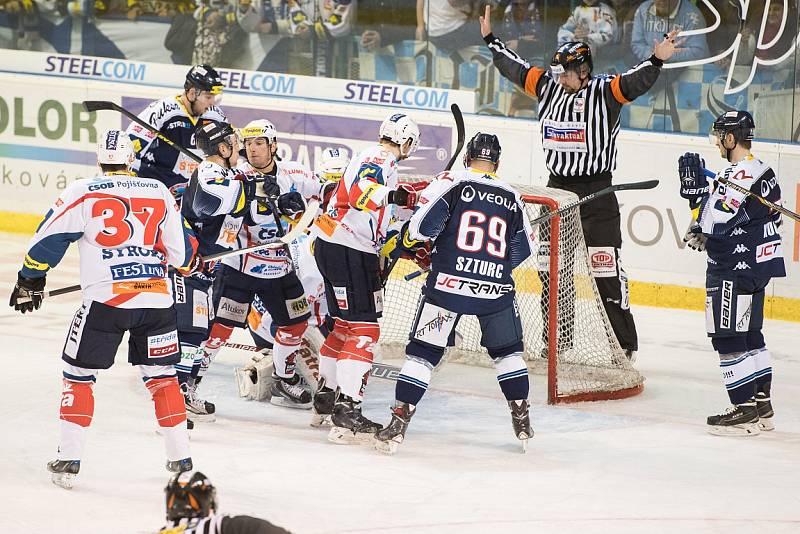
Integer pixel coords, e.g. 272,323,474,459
396,357,433,406
493,353,529,401
720,350,758,404
752,348,772,396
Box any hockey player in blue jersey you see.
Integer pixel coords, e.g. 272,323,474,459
175,120,262,425
374,133,535,454
679,110,786,436
126,64,226,196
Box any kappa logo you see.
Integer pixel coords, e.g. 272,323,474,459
730,227,747,236
733,261,751,271
732,244,749,254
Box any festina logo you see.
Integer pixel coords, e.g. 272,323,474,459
733,261,751,270
730,228,747,236
732,244,749,254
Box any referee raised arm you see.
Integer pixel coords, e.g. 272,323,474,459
480,5,679,359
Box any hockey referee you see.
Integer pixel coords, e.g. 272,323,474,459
479,5,679,359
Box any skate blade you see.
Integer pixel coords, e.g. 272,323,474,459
707,422,760,436
270,397,312,410
50,472,76,490
758,417,775,431
520,438,528,454
327,426,376,445
310,413,332,427
186,412,216,423
374,438,400,455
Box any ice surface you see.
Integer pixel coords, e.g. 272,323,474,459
0,233,798,534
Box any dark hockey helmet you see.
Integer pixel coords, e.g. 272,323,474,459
185,64,224,96
464,132,502,166
551,41,593,76
711,110,755,144
165,471,217,521
195,119,237,156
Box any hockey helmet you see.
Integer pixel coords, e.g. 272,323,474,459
195,119,237,157
239,119,278,144
379,113,420,157
317,147,349,182
184,64,224,97
97,130,135,167
464,132,502,166
711,110,755,145
551,41,593,77
165,471,217,521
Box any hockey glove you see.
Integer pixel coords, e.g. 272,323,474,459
387,183,418,209
682,223,707,252
177,254,204,276
9,272,46,314
255,174,281,199
412,242,432,271
321,181,338,210
277,191,305,218
678,152,708,200
380,222,424,261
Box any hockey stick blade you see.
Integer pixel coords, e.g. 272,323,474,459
82,100,118,112
704,169,799,222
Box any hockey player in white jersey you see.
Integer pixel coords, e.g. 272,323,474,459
126,64,226,197
312,112,421,442
177,120,261,424
8,131,200,488
678,110,785,436
199,119,322,409
374,133,534,454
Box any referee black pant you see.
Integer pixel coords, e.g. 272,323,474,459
539,175,638,353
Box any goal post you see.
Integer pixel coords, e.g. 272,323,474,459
378,183,645,405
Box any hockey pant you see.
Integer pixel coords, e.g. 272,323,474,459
539,177,638,352
395,295,529,406
706,273,773,404
58,363,189,462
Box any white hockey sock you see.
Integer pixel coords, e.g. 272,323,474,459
176,343,198,377
273,341,296,378
752,348,772,380
57,420,88,461
319,354,338,390
719,350,757,404
336,358,371,401
160,425,191,462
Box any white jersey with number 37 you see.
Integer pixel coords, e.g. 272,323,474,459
21,172,198,309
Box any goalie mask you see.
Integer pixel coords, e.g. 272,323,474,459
97,130,135,168
379,113,420,158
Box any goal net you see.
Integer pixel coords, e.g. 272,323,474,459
378,183,645,404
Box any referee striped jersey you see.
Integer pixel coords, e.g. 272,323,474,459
159,514,291,534
484,33,664,180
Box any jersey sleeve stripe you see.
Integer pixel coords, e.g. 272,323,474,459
610,75,630,104
524,67,545,97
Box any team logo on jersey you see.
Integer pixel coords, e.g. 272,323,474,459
110,262,166,280
460,185,476,202
755,241,782,263
147,330,179,358
434,273,513,299
574,97,585,113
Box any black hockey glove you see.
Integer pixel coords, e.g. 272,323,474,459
678,152,708,200
9,272,46,314
277,191,305,218
255,174,280,199
682,222,707,252
387,183,418,209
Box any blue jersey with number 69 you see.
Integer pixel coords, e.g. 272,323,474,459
407,169,534,314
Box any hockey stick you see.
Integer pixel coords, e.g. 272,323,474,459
23,210,318,303
383,103,465,286
84,100,203,164
404,179,660,280
703,169,800,222
223,341,401,381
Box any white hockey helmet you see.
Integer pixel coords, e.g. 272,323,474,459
97,130,135,167
317,147,349,182
239,119,278,144
379,113,420,157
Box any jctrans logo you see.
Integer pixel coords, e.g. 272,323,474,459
434,273,513,299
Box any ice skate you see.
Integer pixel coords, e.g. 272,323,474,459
328,394,381,444
47,459,80,489
270,373,312,409
182,378,216,423
756,392,774,431
374,402,416,455
707,399,760,436
509,399,533,453
166,457,193,473
310,378,335,427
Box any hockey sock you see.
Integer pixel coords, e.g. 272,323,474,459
176,343,199,384
719,351,758,404
58,365,96,460
493,353,530,401
396,357,434,406
337,321,380,401
752,348,773,396
140,365,190,461
201,322,235,372
319,319,347,390
273,321,307,378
